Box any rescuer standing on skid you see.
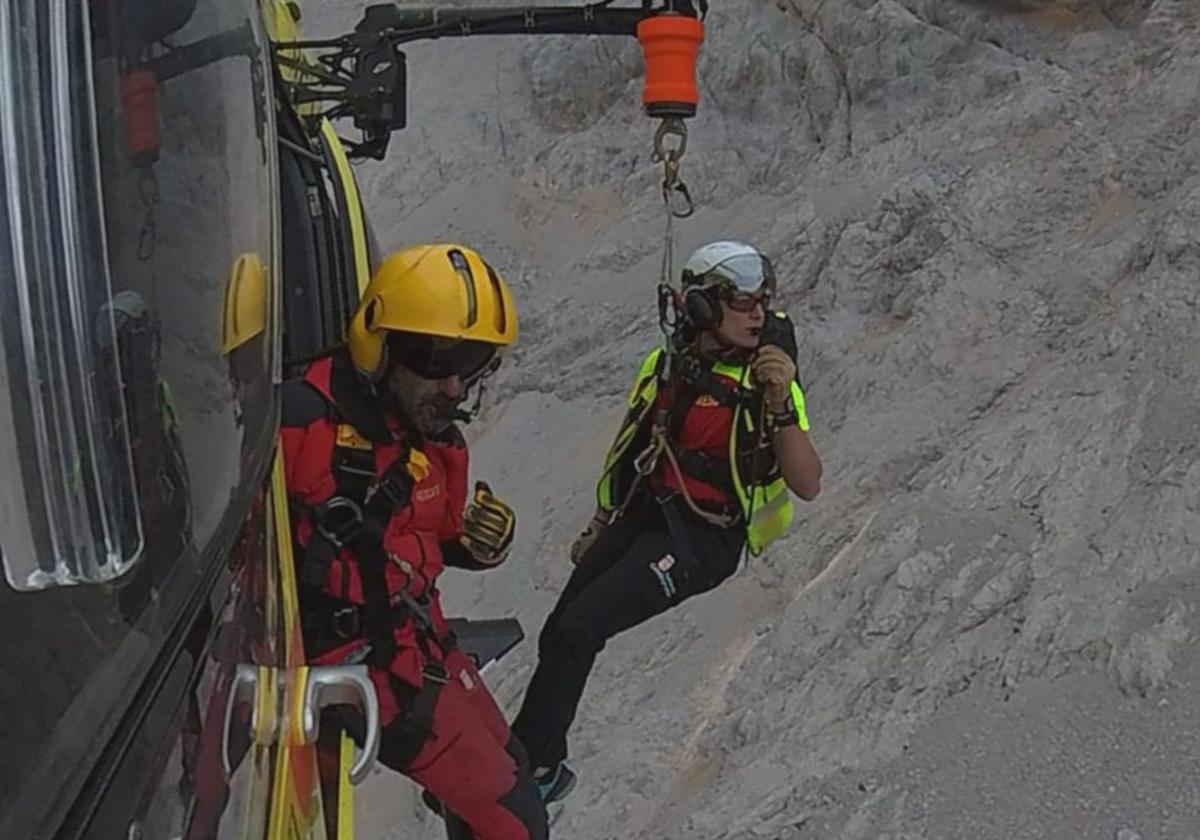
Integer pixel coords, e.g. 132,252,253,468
282,244,548,839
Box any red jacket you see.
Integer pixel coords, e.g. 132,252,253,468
281,355,469,714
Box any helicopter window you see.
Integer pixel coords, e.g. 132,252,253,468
0,0,278,834
0,4,144,592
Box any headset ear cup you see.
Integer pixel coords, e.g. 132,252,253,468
684,288,720,331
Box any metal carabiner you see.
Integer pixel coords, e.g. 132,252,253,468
633,442,661,477
664,179,694,219
652,116,688,166
653,117,694,218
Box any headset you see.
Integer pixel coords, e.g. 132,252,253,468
680,268,723,331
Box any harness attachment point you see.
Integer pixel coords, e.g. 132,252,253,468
331,605,361,640
652,116,694,220
314,496,365,548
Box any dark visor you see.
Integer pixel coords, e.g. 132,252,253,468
390,334,499,382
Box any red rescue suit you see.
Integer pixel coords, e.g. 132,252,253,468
281,352,546,840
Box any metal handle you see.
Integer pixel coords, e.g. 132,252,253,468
222,663,271,779
220,663,380,784
302,665,381,784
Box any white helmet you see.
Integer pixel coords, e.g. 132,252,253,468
680,240,776,296
96,290,158,360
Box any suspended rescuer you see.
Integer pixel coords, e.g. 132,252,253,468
94,290,192,623
511,240,823,802
281,244,548,840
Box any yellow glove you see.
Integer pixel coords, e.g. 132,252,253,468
751,344,797,414
461,482,516,566
569,514,609,566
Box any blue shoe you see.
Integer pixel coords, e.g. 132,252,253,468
534,762,577,804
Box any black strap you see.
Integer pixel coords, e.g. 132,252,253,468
295,443,421,667
293,445,375,596
336,451,419,668
657,353,750,499
673,447,736,496
281,379,333,429
672,354,753,409
377,666,449,769
280,350,395,443
663,353,753,441
328,350,395,444
666,379,699,441
331,446,376,504
301,591,405,654
736,432,782,488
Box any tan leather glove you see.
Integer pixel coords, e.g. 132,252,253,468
569,514,609,566
461,481,516,566
751,344,797,414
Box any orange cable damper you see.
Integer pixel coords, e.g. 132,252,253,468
637,13,704,119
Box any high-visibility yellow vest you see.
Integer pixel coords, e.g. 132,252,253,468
596,347,809,555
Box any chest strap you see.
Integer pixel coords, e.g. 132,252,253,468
296,439,443,668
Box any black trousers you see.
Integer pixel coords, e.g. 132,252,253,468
511,495,743,769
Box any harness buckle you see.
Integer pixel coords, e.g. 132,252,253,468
422,662,451,685
374,461,415,508
314,496,364,547
705,504,742,529
330,605,361,639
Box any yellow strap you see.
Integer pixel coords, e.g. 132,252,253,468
337,733,356,840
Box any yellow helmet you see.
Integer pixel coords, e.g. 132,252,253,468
221,252,268,355
348,243,518,380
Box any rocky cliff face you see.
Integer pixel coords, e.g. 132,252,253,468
303,1,1200,836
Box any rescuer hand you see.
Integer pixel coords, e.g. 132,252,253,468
569,513,609,566
461,481,516,566
751,344,797,415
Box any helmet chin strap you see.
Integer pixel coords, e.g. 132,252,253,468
454,364,498,424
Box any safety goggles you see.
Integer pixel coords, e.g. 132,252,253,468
391,334,501,384
718,287,771,313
